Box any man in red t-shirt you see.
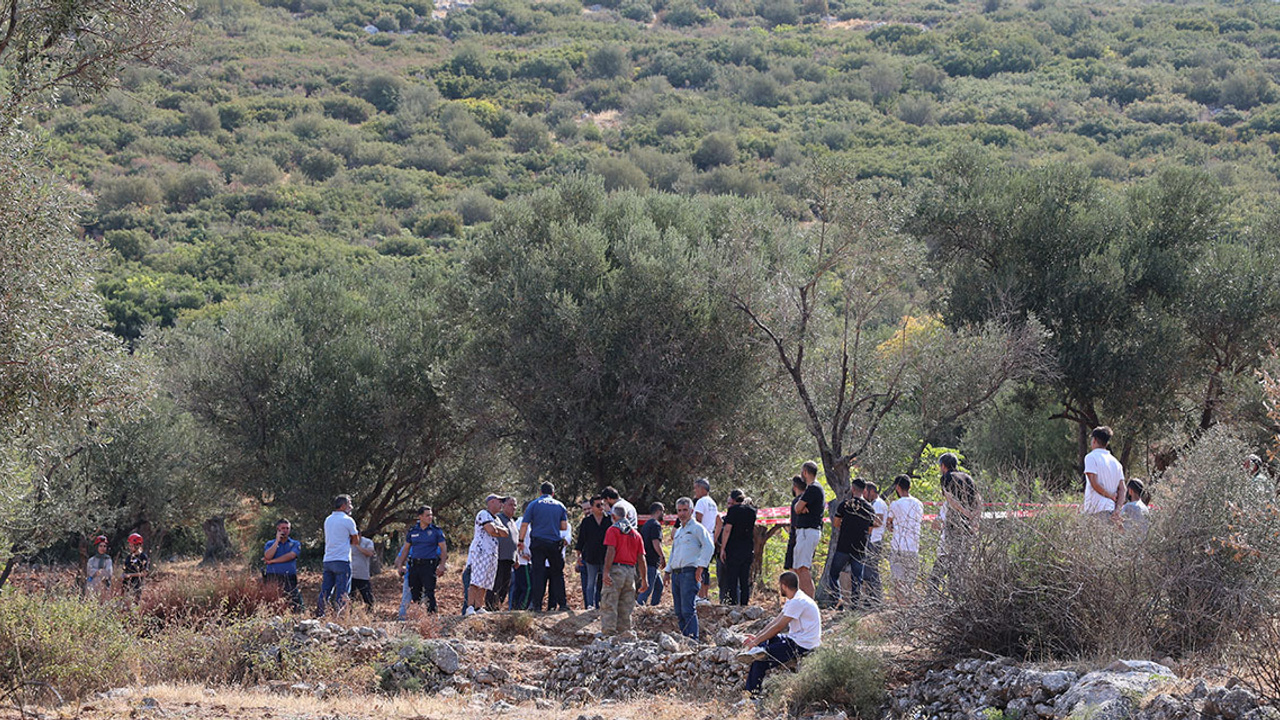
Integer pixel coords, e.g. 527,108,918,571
601,504,649,637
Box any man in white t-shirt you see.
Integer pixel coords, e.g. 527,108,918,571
736,571,821,694
886,474,924,603
692,478,718,602
1082,426,1125,522
318,494,360,616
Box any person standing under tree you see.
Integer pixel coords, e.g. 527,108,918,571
666,497,714,640
886,475,923,603
1082,426,1124,523
349,533,377,610
121,533,149,602
465,494,509,616
600,504,647,637
575,496,611,610
789,461,825,599
395,506,447,614
930,454,979,593
85,535,112,599
520,482,571,612
692,478,718,603
637,502,666,606
488,496,520,611
829,478,876,609
862,482,888,607
718,489,757,606
318,494,360,617
263,519,303,612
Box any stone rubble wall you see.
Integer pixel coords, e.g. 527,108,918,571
890,657,1278,720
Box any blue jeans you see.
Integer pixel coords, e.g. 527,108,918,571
583,563,604,608
746,635,809,693
398,573,410,620
318,560,351,615
637,564,663,605
827,550,865,607
670,567,700,640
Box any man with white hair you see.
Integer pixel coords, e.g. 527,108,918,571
465,494,509,616
665,497,714,640
693,477,718,603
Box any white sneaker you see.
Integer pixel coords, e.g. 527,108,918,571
476,607,489,615
736,646,767,665
695,597,711,606
464,606,476,617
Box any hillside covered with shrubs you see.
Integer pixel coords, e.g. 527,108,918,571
49,0,1280,341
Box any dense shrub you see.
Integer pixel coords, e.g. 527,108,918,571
692,132,738,170
904,427,1280,661
764,620,886,718
0,589,132,702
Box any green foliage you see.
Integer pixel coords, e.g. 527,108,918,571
763,620,886,718
456,178,769,502
165,266,466,533
0,589,133,701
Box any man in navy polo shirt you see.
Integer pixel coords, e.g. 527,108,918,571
262,518,303,612
396,505,448,613
519,482,570,612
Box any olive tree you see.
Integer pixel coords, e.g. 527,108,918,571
454,178,775,506
165,266,469,544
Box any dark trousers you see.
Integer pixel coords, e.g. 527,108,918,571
746,636,809,693
487,559,515,611
719,556,753,605
531,539,567,611
263,572,304,612
862,541,883,607
351,578,374,609
510,563,532,610
408,558,440,612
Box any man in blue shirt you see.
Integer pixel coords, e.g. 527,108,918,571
262,518,303,612
395,506,448,613
518,482,570,612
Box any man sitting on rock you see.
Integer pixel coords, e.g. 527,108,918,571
737,570,821,694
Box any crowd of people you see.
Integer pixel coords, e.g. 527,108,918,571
80,429,1274,694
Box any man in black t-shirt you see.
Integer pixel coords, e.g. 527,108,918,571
829,479,877,610
637,502,666,606
788,461,825,598
719,489,758,605
930,452,979,593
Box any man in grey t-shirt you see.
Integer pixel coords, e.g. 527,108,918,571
350,535,376,610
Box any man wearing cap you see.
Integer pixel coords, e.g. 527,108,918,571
466,494,510,616
397,506,448,614
520,482,571,612
487,496,520,611
692,478,718,603
263,519,303,611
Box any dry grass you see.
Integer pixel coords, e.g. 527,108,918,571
28,683,760,720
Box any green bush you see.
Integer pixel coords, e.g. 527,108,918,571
764,620,886,718
0,589,133,702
